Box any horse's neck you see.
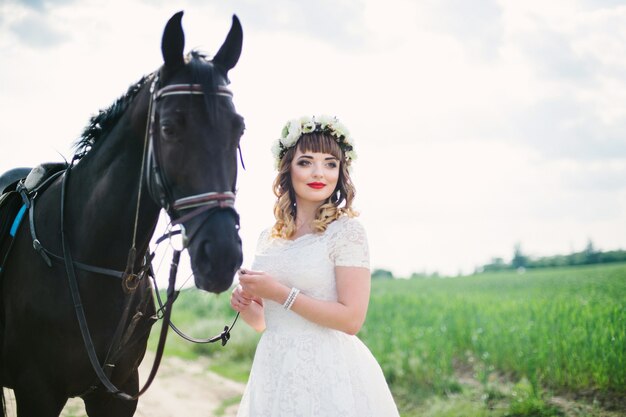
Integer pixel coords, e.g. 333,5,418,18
68,91,160,266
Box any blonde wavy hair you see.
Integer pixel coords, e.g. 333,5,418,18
271,132,357,239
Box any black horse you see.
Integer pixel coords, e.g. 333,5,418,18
0,11,244,416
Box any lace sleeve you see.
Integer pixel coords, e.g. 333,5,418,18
329,218,370,269
254,228,272,254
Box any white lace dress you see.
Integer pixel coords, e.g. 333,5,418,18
236,216,400,417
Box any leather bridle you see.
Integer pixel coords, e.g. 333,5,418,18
53,71,242,401
145,74,238,227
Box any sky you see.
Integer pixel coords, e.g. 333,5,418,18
1,0,626,279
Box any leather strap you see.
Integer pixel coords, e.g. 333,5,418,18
149,270,238,346
60,168,126,397
27,186,123,277
60,166,176,401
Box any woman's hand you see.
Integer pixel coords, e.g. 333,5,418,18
238,269,287,303
231,271,267,333
230,285,254,312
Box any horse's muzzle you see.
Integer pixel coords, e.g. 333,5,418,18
184,209,242,293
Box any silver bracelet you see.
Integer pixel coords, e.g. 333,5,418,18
283,287,300,310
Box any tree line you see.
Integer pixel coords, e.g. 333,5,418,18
480,240,626,272
371,239,626,279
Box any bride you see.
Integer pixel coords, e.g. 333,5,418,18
231,115,400,417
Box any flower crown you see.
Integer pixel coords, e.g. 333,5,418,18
271,115,357,169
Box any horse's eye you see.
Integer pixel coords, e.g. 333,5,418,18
161,124,175,138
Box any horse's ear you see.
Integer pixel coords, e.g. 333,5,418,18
213,15,243,74
161,11,185,70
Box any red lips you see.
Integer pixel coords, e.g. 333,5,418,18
307,182,325,189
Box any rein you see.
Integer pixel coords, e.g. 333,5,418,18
150,229,240,345
43,74,241,401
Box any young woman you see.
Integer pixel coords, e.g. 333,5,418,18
231,115,399,417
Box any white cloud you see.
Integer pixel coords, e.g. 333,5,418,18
208,0,368,49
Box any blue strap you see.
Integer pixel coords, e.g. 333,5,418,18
10,204,28,237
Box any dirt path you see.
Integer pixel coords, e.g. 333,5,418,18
134,354,245,417
3,353,246,417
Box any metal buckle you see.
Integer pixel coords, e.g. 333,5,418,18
122,272,140,293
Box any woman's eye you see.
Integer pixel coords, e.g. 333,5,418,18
327,162,338,168
297,160,311,166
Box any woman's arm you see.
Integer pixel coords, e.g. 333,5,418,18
238,266,371,336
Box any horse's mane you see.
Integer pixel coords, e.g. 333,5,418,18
73,74,152,158
73,51,221,159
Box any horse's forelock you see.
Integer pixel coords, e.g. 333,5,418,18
187,51,224,125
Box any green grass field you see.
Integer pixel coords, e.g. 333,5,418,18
150,262,626,417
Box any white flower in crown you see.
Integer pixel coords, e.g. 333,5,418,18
281,119,301,148
330,121,350,141
271,140,282,160
302,120,316,134
316,114,334,129
280,121,290,138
